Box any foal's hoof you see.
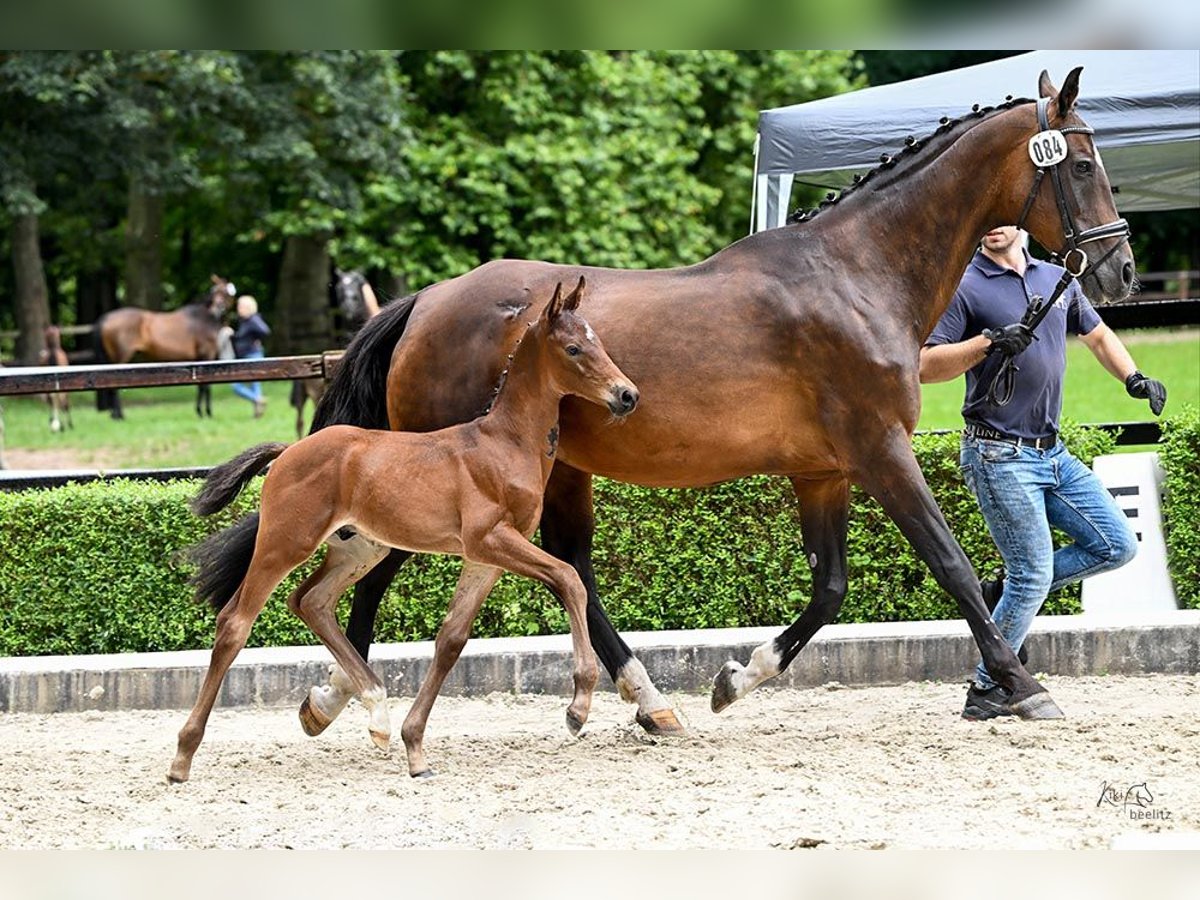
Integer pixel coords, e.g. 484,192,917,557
1010,692,1065,720
410,768,437,780
166,772,188,785
711,661,743,713
298,696,333,737
636,708,686,736
369,728,392,752
565,708,586,737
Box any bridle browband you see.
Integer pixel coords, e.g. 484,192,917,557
1014,96,1131,278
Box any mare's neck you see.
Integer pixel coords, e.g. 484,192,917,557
476,327,562,472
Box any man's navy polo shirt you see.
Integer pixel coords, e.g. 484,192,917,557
925,249,1101,438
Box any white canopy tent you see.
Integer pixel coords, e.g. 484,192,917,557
752,50,1200,232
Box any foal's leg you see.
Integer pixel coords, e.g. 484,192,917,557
287,533,393,749
540,463,682,734
856,431,1060,718
298,548,413,737
169,545,307,783
400,562,503,778
713,477,849,711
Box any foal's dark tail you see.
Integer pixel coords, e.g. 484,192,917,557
310,291,419,432
92,315,115,412
190,442,288,517
189,513,261,613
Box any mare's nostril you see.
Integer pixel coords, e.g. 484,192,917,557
1121,261,1134,289
620,389,637,411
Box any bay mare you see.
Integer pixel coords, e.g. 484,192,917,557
93,275,234,419
175,280,639,781
289,69,1133,732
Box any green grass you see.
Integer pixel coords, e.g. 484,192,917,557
917,328,1200,433
2,328,1196,469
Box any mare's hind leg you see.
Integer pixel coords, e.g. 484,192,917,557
287,532,393,749
713,477,849,711
298,547,412,736
857,431,1060,718
169,545,307,783
401,562,503,778
540,463,682,734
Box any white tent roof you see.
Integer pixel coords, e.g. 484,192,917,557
752,50,1200,232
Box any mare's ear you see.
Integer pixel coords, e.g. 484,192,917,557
563,275,586,312
210,273,221,286
1038,69,1057,99
543,282,566,322
1057,66,1082,118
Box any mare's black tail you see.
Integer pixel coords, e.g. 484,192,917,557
189,513,261,613
190,442,288,517
92,315,115,412
310,291,419,432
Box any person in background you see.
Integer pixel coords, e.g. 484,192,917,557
231,295,271,418
919,225,1166,721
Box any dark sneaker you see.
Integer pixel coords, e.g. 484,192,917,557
962,683,1015,721
980,574,1029,666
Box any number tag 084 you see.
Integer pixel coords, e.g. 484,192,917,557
1028,129,1068,167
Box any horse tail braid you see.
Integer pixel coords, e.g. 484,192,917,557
188,513,261,613
310,291,419,433
92,314,113,411
190,442,288,517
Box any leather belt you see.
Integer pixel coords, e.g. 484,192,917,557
965,422,1057,451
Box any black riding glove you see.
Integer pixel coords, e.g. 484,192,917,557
983,323,1037,357
1125,371,1167,416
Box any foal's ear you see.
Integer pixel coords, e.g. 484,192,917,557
1037,69,1057,100
563,275,586,312
544,282,566,321
1057,66,1082,118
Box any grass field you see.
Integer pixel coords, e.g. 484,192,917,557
2,329,1197,471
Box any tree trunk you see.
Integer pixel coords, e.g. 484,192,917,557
11,212,51,364
125,181,164,310
275,233,333,354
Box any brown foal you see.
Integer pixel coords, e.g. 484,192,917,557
170,278,638,782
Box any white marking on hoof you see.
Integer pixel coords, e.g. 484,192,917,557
308,663,356,724
732,641,783,699
360,685,391,752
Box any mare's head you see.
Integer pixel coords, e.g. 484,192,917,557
535,277,639,418
207,274,236,318
1013,67,1134,304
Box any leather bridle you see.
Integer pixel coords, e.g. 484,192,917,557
1015,96,1131,278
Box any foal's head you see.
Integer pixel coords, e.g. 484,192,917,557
536,277,639,418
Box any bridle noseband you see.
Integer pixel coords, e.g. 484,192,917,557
1015,97,1131,278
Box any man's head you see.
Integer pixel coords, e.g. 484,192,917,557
236,295,258,319
981,226,1025,256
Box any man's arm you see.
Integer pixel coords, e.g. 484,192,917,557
1079,323,1167,415
919,336,991,384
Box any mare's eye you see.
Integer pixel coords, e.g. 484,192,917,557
566,345,581,357
1074,160,1093,176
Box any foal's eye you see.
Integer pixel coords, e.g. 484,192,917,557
566,345,581,357
1073,160,1094,176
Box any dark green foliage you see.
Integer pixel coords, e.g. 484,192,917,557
2,421,1195,658
1160,406,1200,609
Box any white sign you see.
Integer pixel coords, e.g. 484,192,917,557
1028,129,1068,167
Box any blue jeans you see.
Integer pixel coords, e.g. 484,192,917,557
232,348,264,403
959,436,1137,689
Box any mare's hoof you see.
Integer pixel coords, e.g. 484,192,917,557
1010,692,1065,720
298,696,332,737
166,769,188,785
369,728,392,752
565,709,586,737
410,768,437,780
635,708,686,736
711,661,742,713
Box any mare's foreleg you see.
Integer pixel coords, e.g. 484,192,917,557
540,463,682,734
856,431,1060,718
400,562,503,778
299,547,412,736
169,545,306,783
287,532,393,749
713,477,849,712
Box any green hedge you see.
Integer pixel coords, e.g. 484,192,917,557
1,418,1195,657
1160,406,1200,610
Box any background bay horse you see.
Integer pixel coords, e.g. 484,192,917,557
289,268,382,439
172,279,637,782
94,274,235,419
298,68,1133,731
38,325,73,432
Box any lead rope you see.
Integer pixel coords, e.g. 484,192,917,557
985,267,1076,407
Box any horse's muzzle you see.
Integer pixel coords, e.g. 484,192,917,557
608,385,639,417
